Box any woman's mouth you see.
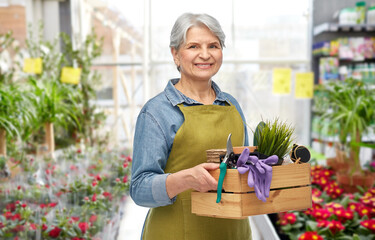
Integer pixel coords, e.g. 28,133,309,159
195,64,212,69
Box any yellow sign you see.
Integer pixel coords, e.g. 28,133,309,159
295,72,314,99
60,67,82,84
272,68,291,94
23,58,42,74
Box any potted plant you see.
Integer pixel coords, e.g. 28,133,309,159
28,78,80,156
253,118,296,165
320,78,375,191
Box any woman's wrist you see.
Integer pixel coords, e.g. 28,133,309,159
165,169,191,199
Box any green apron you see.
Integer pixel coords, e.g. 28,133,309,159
142,103,252,240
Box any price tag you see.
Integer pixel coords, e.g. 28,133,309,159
295,72,314,99
272,68,291,94
60,67,81,84
23,58,42,74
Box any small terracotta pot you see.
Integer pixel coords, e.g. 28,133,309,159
326,157,349,173
336,171,375,193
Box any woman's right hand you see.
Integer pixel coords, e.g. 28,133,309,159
166,163,219,199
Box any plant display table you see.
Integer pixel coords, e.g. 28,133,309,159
0,147,131,239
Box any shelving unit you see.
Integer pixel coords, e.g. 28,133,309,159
313,23,375,36
310,0,375,158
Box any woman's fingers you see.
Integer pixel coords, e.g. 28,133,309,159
188,163,219,192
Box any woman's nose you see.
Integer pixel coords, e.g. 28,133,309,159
199,47,210,59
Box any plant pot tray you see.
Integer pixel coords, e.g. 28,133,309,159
191,147,312,219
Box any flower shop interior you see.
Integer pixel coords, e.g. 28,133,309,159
1,0,375,239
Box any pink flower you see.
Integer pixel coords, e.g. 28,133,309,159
70,165,78,170
4,211,12,219
48,202,57,208
317,220,330,228
89,215,98,223
311,209,331,220
361,219,375,233
123,176,128,183
6,203,16,212
92,193,97,202
103,192,113,201
280,213,297,225
48,226,61,238
78,222,89,234
42,224,48,231
11,213,22,221
298,231,323,240
30,223,37,230
71,216,80,222
92,180,98,187
327,220,345,235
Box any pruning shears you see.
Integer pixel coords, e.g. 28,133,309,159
216,133,234,203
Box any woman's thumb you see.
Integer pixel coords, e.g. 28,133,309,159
202,163,220,170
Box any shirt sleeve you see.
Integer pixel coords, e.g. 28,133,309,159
130,110,176,208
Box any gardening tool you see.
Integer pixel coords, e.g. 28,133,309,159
237,148,278,202
216,133,234,203
290,144,311,164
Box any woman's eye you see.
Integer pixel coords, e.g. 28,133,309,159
209,45,219,49
188,45,197,49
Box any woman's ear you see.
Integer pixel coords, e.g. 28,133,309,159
171,47,180,66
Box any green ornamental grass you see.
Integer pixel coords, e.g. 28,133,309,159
254,118,295,159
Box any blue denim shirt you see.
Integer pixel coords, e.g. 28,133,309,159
130,78,249,208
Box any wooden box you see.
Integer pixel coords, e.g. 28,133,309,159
191,147,312,219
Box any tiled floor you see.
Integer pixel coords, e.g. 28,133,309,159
117,198,149,240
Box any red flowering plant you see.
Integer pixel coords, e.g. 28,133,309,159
278,165,375,240
0,146,131,239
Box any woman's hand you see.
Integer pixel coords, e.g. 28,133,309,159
166,163,219,199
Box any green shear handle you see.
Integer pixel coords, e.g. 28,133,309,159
216,161,228,203
216,133,233,203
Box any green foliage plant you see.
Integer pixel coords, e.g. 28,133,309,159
253,118,295,160
321,78,375,174
0,31,20,85
60,31,105,146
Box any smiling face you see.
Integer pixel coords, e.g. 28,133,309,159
171,25,223,83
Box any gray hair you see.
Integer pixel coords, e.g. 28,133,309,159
170,13,226,51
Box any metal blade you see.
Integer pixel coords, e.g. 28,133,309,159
224,133,233,163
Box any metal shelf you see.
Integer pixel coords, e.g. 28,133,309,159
313,23,375,36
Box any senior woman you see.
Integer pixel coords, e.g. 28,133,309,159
130,13,251,240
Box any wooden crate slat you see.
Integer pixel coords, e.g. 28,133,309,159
191,186,312,219
209,163,311,193
241,186,312,216
191,192,246,219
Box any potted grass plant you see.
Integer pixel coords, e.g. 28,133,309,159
320,78,375,192
253,118,295,165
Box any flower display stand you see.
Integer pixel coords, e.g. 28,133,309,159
191,147,312,219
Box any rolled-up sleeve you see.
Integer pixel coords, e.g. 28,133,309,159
130,110,176,208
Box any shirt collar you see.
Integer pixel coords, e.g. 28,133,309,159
164,78,230,106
